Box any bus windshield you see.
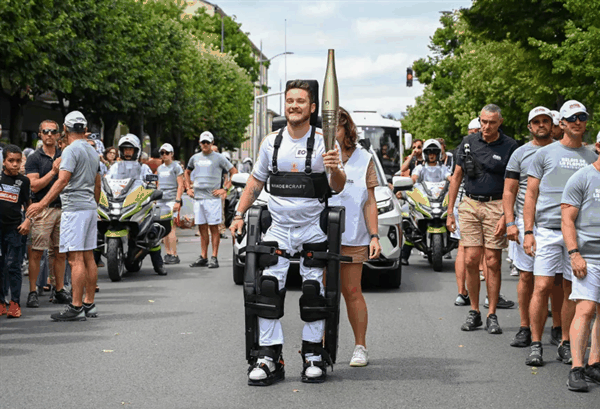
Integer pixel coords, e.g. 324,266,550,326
357,126,400,177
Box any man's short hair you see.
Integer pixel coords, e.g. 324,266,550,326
38,120,59,133
481,104,503,119
285,80,314,104
3,144,22,158
413,138,423,146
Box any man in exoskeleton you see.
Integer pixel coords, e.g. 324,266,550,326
230,80,346,386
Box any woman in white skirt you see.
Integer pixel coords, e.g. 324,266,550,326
330,108,381,367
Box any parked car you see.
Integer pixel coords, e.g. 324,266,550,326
231,143,408,288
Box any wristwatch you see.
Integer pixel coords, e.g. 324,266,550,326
370,234,380,240
175,199,182,204
524,230,534,235
235,211,245,219
568,249,580,255
505,221,516,227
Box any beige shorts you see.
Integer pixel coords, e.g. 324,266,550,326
30,207,61,251
457,196,507,249
341,245,368,264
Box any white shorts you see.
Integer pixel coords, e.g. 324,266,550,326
450,206,461,240
533,227,572,281
59,209,98,253
512,218,534,273
160,200,178,218
570,261,600,303
193,198,222,226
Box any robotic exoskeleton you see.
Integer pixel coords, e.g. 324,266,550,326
242,80,350,386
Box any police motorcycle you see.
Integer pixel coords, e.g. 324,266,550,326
239,80,350,385
397,139,457,272
97,135,172,282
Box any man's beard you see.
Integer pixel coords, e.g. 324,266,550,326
533,131,551,139
286,109,311,127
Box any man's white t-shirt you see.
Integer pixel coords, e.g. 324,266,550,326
253,126,343,228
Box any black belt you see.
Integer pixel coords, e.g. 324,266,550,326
48,203,62,209
466,193,502,202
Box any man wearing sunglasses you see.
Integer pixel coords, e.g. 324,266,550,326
24,120,70,308
157,143,184,264
184,131,237,269
523,100,598,367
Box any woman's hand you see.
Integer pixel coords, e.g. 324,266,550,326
369,237,381,259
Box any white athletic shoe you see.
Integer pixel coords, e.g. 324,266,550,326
304,354,323,379
350,345,368,367
248,357,275,381
510,267,519,276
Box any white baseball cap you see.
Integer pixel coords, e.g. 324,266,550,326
596,131,600,144
159,143,174,153
468,118,480,130
528,106,553,123
550,110,560,126
199,131,214,143
560,100,587,119
64,110,87,132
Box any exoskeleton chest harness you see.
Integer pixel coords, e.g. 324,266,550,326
264,126,331,202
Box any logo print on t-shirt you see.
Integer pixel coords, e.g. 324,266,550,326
594,189,600,202
291,163,299,172
559,157,588,171
296,149,316,158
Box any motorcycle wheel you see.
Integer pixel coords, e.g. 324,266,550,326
432,233,444,272
106,238,125,282
125,258,143,273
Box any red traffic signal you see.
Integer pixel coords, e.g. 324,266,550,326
406,67,413,87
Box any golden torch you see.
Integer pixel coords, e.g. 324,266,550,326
322,49,339,154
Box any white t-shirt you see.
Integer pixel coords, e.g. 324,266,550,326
253,126,343,228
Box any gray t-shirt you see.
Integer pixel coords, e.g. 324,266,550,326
187,151,233,200
59,139,100,212
528,142,597,229
157,162,183,201
561,164,600,262
505,141,544,218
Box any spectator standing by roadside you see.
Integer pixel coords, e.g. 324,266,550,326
24,120,70,308
447,104,518,335
0,145,32,318
147,148,162,174
561,148,600,392
185,131,237,269
27,111,101,322
103,147,118,168
399,139,424,177
157,143,184,264
503,107,555,348
523,100,598,366
551,110,564,141
329,107,381,367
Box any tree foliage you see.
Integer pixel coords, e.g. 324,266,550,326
403,1,600,149
0,0,255,155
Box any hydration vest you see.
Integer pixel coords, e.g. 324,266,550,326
265,126,331,202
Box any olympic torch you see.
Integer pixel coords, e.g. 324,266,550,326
322,49,339,155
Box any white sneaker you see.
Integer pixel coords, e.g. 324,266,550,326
479,271,485,281
510,267,519,276
304,353,323,378
350,345,368,367
248,357,275,381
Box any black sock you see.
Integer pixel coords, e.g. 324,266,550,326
70,303,83,310
83,302,93,307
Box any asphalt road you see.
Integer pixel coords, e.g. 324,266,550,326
1,229,597,409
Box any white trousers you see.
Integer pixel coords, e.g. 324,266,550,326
258,221,327,346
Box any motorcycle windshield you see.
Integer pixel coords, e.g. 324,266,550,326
420,181,447,200
105,177,139,199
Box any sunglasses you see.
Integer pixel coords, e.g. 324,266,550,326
41,129,59,135
200,141,211,145
565,113,588,123
160,151,171,155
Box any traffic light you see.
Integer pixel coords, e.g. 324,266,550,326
406,67,413,87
